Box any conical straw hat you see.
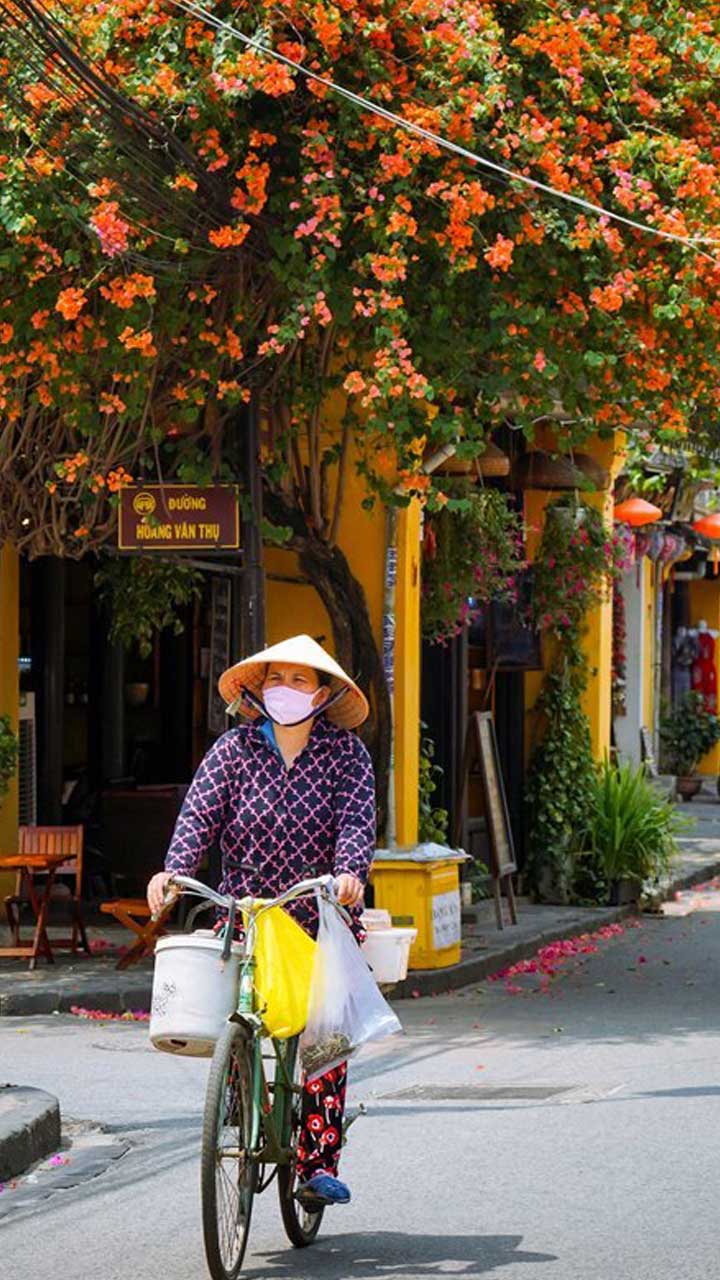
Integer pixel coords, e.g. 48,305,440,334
218,634,369,730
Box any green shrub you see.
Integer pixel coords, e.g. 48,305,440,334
524,660,596,902
0,714,18,805
418,727,449,845
660,693,720,776
583,757,686,889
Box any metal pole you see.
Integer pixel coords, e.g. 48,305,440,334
241,393,266,654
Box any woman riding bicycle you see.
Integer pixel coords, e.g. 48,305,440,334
147,633,375,1209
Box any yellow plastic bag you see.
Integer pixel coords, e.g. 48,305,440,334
246,904,316,1039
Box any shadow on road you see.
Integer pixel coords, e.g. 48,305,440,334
242,1231,556,1277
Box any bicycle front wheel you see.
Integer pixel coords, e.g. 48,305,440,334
202,1022,258,1280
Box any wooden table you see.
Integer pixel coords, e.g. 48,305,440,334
0,853,70,969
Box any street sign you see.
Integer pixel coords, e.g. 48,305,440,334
118,484,240,551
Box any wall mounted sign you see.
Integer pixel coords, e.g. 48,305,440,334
118,485,240,551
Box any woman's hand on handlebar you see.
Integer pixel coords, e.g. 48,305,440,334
147,871,177,917
334,873,364,909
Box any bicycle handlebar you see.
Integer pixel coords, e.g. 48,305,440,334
161,872,338,919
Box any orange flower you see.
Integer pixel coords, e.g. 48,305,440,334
171,173,198,192
55,288,87,320
99,392,127,414
90,201,130,258
0,323,13,343
100,274,156,310
208,224,250,248
343,371,366,394
118,326,158,357
484,235,514,272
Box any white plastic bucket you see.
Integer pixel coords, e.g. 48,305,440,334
149,932,243,1057
361,926,418,984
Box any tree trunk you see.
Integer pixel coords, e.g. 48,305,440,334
298,536,391,837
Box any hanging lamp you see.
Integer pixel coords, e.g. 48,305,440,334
613,497,663,526
614,496,663,576
693,512,720,574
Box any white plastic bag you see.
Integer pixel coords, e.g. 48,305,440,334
300,896,402,1079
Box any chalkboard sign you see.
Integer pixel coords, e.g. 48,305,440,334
455,711,518,930
473,713,517,880
208,577,232,736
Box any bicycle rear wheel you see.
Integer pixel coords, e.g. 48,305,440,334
277,1038,325,1248
202,1022,258,1280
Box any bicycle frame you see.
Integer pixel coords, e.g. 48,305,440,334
165,872,341,1174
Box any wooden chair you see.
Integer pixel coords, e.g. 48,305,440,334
4,825,90,956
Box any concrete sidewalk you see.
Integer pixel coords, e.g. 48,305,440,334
393,795,720,996
1,798,718,1015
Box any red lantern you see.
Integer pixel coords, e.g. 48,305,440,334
613,497,663,527
692,513,720,540
693,512,720,575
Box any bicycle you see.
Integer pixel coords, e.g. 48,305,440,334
163,872,360,1280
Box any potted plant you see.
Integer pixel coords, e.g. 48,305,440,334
422,481,524,643
531,499,628,643
0,714,18,806
581,757,685,904
660,693,720,800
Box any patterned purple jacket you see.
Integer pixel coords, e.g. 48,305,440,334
165,717,376,937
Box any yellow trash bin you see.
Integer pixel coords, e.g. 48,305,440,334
369,849,466,970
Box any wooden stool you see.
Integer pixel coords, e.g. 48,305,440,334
100,898,173,969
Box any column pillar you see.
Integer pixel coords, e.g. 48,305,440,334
614,564,646,766
102,637,125,782
394,501,421,847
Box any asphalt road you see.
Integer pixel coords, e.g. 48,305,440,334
4,900,720,1280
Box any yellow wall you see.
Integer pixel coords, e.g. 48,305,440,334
523,435,621,761
689,577,720,775
263,414,421,848
0,543,19,892
264,436,386,649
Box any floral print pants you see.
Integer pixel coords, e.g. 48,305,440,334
297,1061,348,1181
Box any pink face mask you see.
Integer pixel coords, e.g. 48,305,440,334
263,686,320,726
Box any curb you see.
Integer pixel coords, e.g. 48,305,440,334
0,979,153,1018
642,855,720,912
0,1086,61,1181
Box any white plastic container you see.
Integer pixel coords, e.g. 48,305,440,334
361,908,392,931
361,926,418,985
149,932,243,1057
